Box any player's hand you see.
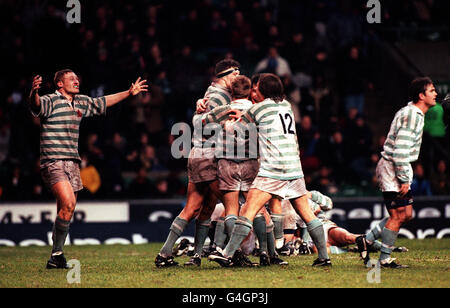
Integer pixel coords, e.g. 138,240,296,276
31,75,43,93
224,119,236,133
399,183,410,197
129,77,148,96
228,109,242,120
196,98,207,114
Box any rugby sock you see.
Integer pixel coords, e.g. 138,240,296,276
194,219,211,256
266,224,276,257
330,246,347,254
160,216,188,257
366,217,389,244
223,216,252,258
300,227,311,243
224,215,237,238
271,214,284,249
52,217,70,255
253,215,267,253
307,219,329,260
213,217,227,249
379,227,398,262
371,240,382,251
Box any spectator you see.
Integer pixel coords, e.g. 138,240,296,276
79,154,102,197
299,115,321,173
140,145,166,171
431,160,450,195
254,46,292,77
310,165,339,196
127,167,153,198
338,45,370,115
411,163,433,196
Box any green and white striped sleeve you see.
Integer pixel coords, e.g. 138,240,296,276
310,191,333,211
391,110,421,183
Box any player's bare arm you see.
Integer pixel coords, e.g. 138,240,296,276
105,77,148,108
29,75,43,110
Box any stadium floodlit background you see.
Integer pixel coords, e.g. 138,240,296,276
0,0,449,246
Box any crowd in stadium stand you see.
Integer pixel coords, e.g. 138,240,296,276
0,0,448,201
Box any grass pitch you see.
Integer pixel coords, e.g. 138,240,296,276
0,239,449,288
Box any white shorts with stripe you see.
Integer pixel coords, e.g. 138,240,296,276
250,176,307,200
376,157,412,192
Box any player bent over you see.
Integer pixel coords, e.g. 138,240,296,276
356,77,437,268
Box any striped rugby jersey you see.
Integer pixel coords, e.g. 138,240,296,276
381,102,424,184
218,98,255,160
309,191,333,222
203,98,304,180
192,82,232,148
31,91,106,168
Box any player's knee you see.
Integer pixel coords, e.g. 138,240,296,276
58,201,76,221
345,234,355,244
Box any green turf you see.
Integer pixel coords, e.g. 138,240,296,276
0,239,449,288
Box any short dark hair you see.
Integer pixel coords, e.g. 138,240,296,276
215,59,240,77
231,75,251,99
409,77,433,103
54,69,74,88
250,74,261,88
258,73,285,102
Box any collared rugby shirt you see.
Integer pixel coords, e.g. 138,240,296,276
381,102,425,184
31,91,106,168
216,98,256,160
203,99,304,180
192,82,232,149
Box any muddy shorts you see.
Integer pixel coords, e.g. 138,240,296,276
217,159,259,192
41,160,83,192
187,147,217,183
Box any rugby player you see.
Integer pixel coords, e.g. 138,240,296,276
357,77,437,268
155,59,240,267
29,70,148,269
205,73,331,267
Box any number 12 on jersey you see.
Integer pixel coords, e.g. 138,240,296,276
279,113,295,135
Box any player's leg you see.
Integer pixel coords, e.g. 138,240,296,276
223,190,240,244
268,198,284,250
213,214,227,250
45,160,83,269
263,206,288,265
158,181,208,263
50,181,76,255
217,159,242,249
252,207,270,265
209,188,272,266
225,189,272,256
356,216,389,263
327,227,358,247
186,187,218,266
291,195,330,266
379,203,412,268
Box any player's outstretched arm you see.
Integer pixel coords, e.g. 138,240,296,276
29,75,42,110
105,77,148,108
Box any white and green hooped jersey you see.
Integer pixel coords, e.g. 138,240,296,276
381,102,425,184
192,82,232,149
241,98,303,180
202,98,303,179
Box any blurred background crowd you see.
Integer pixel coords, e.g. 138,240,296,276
0,0,449,201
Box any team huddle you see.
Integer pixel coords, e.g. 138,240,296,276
29,58,438,270
154,59,437,269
